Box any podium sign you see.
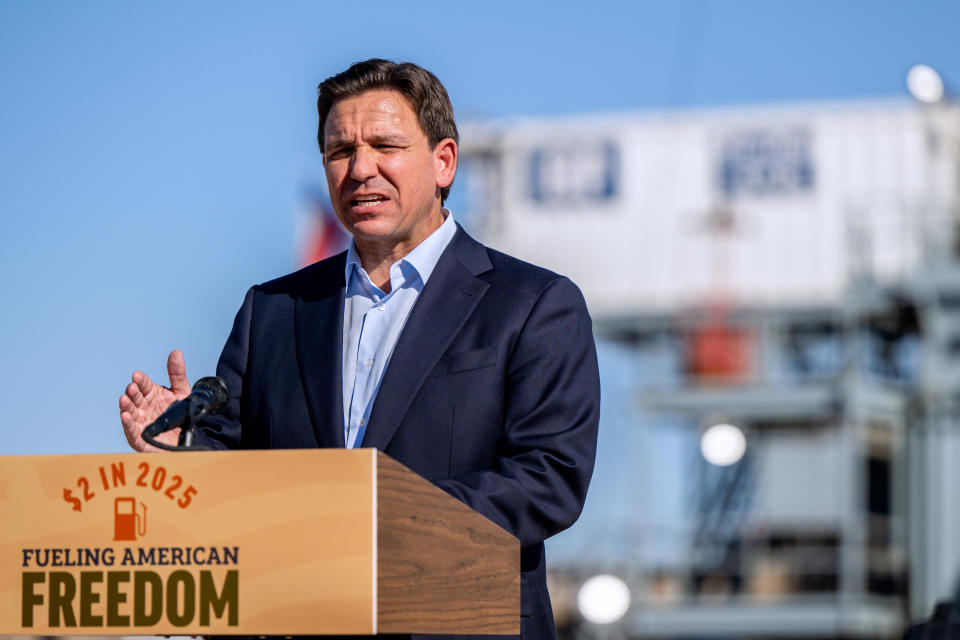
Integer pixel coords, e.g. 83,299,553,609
0,449,519,635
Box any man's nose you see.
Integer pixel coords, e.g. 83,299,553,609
349,147,378,182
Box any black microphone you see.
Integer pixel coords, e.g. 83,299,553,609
143,376,230,441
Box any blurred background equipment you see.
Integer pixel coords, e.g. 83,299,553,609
699,422,747,467
578,574,633,625
907,64,947,105
455,65,960,639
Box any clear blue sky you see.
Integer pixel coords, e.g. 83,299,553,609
1,0,958,455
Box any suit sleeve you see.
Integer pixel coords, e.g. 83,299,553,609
194,286,256,450
433,277,601,548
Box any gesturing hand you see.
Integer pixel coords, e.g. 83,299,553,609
119,350,191,452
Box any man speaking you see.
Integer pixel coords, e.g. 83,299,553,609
119,59,600,639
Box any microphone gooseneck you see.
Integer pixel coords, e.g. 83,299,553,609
142,376,229,451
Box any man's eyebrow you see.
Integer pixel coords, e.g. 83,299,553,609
325,133,410,151
368,133,410,145
324,136,352,151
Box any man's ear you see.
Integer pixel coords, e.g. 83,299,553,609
434,138,458,189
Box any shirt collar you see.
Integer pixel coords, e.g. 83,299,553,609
344,209,457,289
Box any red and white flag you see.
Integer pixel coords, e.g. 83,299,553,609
296,186,350,267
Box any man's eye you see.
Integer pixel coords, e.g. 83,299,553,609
328,148,352,160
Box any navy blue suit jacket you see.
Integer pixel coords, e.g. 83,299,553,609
198,227,600,639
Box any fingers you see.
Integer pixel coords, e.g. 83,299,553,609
119,409,144,451
119,394,148,452
123,380,144,409
167,350,191,397
119,392,135,414
130,370,154,400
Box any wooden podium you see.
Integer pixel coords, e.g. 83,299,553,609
0,449,520,635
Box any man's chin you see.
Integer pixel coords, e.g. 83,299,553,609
350,221,400,245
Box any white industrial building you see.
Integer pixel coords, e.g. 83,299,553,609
454,94,960,639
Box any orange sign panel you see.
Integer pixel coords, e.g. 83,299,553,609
0,449,377,635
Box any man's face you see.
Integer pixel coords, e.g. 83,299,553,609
322,89,457,252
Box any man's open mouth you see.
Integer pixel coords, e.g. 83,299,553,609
351,195,387,208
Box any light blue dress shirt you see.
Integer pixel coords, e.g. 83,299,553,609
341,211,457,448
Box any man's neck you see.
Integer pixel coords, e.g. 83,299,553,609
358,251,406,293
355,210,446,293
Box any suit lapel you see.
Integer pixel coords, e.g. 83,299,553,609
295,254,347,448
361,229,491,451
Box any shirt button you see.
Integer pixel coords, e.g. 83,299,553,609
377,303,385,311
359,418,367,427
364,358,374,367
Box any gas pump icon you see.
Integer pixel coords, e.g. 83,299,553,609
114,497,147,541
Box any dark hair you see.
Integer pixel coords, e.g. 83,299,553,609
317,59,459,202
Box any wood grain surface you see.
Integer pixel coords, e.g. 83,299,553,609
376,452,520,634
